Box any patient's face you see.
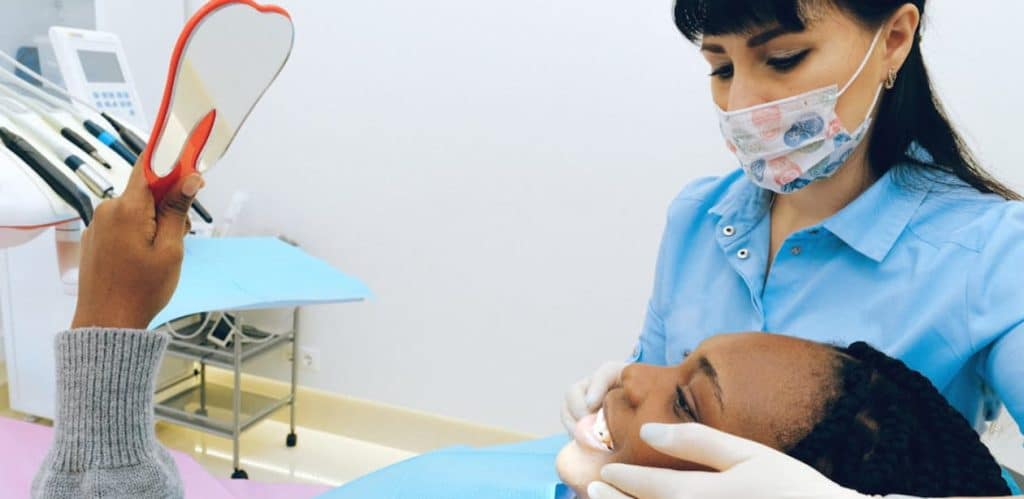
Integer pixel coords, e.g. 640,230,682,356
556,333,838,497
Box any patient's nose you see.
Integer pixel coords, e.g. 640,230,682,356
621,364,665,408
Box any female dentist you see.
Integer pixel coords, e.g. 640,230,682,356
564,0,1024,497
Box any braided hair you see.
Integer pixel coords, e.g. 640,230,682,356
784,341,1010,497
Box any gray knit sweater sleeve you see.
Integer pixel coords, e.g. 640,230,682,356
30,328,185,498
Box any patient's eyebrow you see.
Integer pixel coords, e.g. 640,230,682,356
698,355,724,410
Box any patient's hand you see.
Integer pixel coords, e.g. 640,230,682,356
71,164,202,330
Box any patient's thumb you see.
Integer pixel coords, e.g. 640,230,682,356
156,174,203,241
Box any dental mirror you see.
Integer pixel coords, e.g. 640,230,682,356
142,0,293,203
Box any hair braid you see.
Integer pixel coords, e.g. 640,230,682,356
785,341,1010,497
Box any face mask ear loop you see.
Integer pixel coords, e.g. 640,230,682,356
864,84,884,119
838,28,884,97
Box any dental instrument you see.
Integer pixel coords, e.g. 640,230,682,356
64,157,114,198
0,97,113,198
0,82,115,170
83,118,137,165
0,49,214,221
0,124,93,224
101,111,146,155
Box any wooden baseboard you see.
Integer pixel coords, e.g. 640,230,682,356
200,367,535,453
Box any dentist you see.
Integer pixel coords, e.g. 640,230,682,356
565,0,1024,497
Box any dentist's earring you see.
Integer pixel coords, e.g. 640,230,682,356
885,67,899,90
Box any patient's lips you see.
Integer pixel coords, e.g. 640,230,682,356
574,408,615,453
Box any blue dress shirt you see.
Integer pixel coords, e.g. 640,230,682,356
634,164,1024,429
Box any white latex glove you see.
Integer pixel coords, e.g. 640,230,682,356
586,423,886,499
562,361,629,434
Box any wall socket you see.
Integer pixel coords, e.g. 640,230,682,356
285,346,320,372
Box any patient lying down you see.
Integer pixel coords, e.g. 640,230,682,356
557,333,1011,498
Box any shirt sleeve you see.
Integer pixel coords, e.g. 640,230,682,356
30,328,185,499
633,186,714,366
970,203,1024,428
634,301,667,365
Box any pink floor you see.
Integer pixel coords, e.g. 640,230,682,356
0,417,330,498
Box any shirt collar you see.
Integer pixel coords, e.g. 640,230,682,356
707,166,931,263
707,172,772,239
822,167,930,262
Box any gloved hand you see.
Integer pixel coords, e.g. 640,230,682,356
562,361,629,433
586,423,883,499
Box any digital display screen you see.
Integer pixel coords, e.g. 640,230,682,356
78,50,125,83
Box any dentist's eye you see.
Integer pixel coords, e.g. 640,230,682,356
674,386,697,421
767,49,810,72
709,64,734,80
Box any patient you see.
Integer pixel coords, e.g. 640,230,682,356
557,333,1011,498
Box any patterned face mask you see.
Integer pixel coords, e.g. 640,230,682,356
717,29,884,194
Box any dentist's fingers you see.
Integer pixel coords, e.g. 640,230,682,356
638,423,769,472
600,463,717,499
565,361,628,433
567,379,590,418
585,362,627,410
561,403,578,435
587,481,633,499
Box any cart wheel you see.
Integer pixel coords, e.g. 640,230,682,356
231,469,248,480
286,432,297,447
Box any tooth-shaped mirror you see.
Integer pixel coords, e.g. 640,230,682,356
142,0,293,203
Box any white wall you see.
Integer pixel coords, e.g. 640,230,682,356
0,0,95,56
919,1,1024,192
121,0,1024,436
194,0,708,436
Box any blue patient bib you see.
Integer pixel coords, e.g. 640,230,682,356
319,436,571,499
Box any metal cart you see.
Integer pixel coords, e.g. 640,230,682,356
154,308,300,479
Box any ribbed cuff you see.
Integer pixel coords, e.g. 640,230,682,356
50,328,169,471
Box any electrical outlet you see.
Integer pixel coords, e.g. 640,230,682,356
299,347,320,372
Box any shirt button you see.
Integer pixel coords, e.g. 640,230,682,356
791,246,802,256
737,248,750,260
722,225,736,237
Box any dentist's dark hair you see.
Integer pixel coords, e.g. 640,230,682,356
674,0,1021,200
785,341,1011,496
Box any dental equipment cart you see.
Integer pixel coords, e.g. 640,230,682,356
149,236,371,480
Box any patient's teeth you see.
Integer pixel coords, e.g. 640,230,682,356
592,408,614,451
